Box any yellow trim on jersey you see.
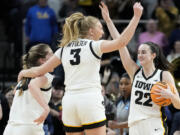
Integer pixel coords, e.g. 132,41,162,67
82,118,106,126
63,124,83,128
160,107,165,135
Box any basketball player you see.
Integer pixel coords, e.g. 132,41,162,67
3,44,54,135
17,2,143,135
100,2,180,135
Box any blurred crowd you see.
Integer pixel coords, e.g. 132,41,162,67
0,0,180,135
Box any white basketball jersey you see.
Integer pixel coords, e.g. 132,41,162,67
55,39,103,91
8,73,53,125
128,68,165,127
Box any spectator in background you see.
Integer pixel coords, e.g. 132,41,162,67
59,0,86,18
103,0,118,19
101,84,116,121
5,89,14,108
106,72,120,103
116,0,133,20
167,40,180,62
138,19,169,56
49,82,65,135
173,0,180,12
169,21,180,50
48,0,63,20
25,0,58,52
108,73,131,135
141,0,158,19
152,0,179,37
78,0,101,17
0,93,10,135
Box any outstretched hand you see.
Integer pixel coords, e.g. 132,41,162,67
99,1,111,22
133,2,143,18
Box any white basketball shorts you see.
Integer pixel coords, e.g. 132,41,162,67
62,88,106,132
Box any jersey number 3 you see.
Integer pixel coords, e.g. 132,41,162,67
135,91,152,107
70,49,81,65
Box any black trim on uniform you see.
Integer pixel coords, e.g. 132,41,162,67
132,68,141,85
142,68,158,80
82,119,106,129
89,41,101,59
160,70,163,81
64,126,84,132
17,78,51,92
40,87,51,91
160,107,168,135
60,47,64,60
133,68,141,80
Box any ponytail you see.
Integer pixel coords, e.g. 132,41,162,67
60,12,84,47
59,12,100,47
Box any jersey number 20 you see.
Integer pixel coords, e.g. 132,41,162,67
70,49,81,65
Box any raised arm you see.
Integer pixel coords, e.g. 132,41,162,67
99,2,143,54
100,2,140,79
18,55,60,82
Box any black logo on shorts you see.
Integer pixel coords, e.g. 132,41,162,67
102,101,105,106
154,128,160,131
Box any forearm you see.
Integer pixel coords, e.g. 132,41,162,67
170,94,180,109
116,16,140,48
119,47,139,79
22,67,42,78
50,108,59,117
105,19,120,39
116,121,128,129
29,85,49,111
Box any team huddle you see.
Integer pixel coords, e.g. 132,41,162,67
3,1,180,135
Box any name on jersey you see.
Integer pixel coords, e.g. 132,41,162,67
67,41,88,47
135,80,153,91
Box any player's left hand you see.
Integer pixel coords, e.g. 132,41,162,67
153,84,173,99
99,1,111,22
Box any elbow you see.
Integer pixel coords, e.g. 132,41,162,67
174,105,180,110
172,100,180,110
117,37,129,49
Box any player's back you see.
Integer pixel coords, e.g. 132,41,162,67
8,73,53,125
55,39,103,91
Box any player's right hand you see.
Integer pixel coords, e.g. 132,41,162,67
133,2,143,18
18,70,24,82
108,120,118,129
34,108,50,125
